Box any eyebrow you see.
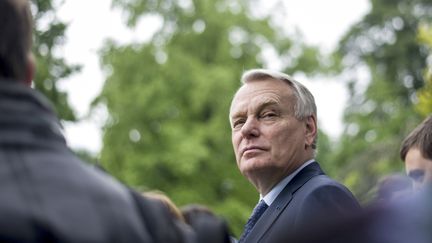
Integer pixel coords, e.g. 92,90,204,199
230,100,279,120
257,98,280,109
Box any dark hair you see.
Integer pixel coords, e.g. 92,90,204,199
0,0,33,81
400,115,432,161
180,204,232,243
143,190,185,222
180,204,216,226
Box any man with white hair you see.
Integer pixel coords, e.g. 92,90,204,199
229,69,360,243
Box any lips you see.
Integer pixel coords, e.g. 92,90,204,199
241,146,266,156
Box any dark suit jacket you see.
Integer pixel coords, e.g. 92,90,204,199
243,162,360,243
0,81,191,243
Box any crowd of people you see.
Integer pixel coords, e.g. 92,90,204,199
1,0,431,242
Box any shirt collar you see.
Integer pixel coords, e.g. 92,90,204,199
261,159,315,206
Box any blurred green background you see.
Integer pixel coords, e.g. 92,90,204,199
31,0,432,236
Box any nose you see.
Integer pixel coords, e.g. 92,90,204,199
241,117,260,138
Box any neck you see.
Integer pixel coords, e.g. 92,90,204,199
255,179,279,197
247,168,290,196
248,157,315,196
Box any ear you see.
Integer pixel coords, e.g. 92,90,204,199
23,53,35,87
304,115,317,148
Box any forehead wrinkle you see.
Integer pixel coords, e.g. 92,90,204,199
230,89,283,118
231,94,280,118
255,96,280,108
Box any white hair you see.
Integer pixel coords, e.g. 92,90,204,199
239,69,318,149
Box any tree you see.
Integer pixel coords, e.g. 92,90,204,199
332,0,432,200
94,0,322,234
416,24,432,116
31,0,80,121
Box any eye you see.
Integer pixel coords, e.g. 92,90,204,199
260,111,277,119
232,118,245,129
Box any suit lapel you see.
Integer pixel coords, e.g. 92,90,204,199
245,162,324,242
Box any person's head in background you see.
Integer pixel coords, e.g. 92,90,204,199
180,204,216,226
181,204,234,243
400,115,432,190
375,173,413,202
0,0,34,86
143,190,185,222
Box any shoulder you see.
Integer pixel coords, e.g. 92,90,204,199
289,175,361,229
298,175,360,212
302,174,353,195
305,175,357,200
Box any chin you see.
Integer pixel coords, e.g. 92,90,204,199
240,160,267,174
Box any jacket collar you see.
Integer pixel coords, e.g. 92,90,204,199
0,80,65,146
245,162,324,242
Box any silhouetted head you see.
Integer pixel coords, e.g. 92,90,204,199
0,0,34,85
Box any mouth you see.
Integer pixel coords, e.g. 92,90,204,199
241,146,265,156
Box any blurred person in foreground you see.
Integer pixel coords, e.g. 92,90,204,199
228,69,361,243
0,0,228,242
374,173,413,203
400,115,432,189
278,192,432,243
284,116,432,243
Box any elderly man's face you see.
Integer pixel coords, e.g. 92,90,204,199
405,148,432,189
230,79,313,182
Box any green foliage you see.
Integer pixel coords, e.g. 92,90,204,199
332,0,432,200
416,24,432,116
417,69,432,116
95,0,322,235
315,130,337,176
31,0,81,121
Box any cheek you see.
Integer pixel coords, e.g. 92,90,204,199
231,134,241,155
274,130,301,148
405,161,418,172
267,134,290,158
272,130,303,159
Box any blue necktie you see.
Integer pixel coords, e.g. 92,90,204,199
238,200,268,242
